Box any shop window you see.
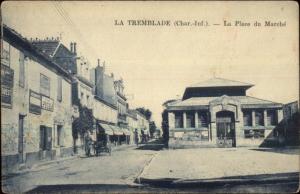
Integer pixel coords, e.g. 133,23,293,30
198,112,208,127
175,112,183,128
19,52,25,87
244,129,265,138
40,74,50,97
267,110,277,126
255,110,264,126
243,110,252,126
57,76,62,102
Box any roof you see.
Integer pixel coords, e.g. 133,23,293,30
188,77,254,88
3,25,72,80
31,41,60,57
168,96,282,107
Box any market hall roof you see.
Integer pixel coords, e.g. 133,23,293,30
167,95,282,110
187,77,254,88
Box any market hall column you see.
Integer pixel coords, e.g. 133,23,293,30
183,112,187,129
194,111,198,129
263,110,268,127
252,110,256,127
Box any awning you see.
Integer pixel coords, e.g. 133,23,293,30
99,123,114,135
121,128,131,136
109,125,123,135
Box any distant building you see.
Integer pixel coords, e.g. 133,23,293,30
164,77,285,148
1,25,73,173
90,61,124,145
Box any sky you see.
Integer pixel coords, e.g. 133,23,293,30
2,1,299,127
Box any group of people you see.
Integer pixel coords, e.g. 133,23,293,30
134,129,149,146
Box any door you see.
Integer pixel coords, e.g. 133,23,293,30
18,115,25,163
216,111,236,147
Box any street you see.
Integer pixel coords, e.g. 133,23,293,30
2,141,299,193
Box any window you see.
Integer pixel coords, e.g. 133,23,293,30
1,40,10,66
198,112,208,127
57,76,62,102
243,110,252,126
255,110,264,126
267,110,277,126
19,52,25,87
186,112,195,128
87,95,90,107
40,74,50,97
175,112,183,128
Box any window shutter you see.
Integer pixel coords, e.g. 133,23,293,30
40,127,45,150
46,127,52,150
19,52,25,87
57,76,62,101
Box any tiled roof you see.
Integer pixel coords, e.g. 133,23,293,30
31,41,60,57
168,96,281,107
188,77,254,88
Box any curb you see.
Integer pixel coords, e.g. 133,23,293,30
137,172,299,188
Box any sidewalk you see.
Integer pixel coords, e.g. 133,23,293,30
137,147,299,186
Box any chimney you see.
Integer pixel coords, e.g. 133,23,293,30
103,61,105,71
97,59,100,66
111,73,114,78
74,42,77,54
70,42,73,53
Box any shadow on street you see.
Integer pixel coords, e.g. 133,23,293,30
135,139,165,151
250,147,300,155
26,172,299,193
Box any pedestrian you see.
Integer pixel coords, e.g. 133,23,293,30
134,129,139,146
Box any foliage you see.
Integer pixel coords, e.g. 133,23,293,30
136,107,152,120
72,104,94,139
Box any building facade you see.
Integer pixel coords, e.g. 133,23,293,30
1,25,73,173
164,78,286,148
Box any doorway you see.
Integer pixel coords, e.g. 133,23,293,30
216,111,236,147
18,115,25,163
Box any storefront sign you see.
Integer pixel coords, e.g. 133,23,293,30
29,90,41,114
1,64,14,107
41,95,54,111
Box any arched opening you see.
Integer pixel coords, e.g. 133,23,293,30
216,111,236,147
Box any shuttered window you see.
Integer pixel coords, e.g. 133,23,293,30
255,110,264,126
40,74,50,97
19,52,25,87
57,76,62,102
243,110,252,126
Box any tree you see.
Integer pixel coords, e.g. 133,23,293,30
149,121,157,138
136,107,152,120
161,109,169,148
72,104,94,139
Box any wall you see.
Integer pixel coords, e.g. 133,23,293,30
1,40,73,172
93,97,118,124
